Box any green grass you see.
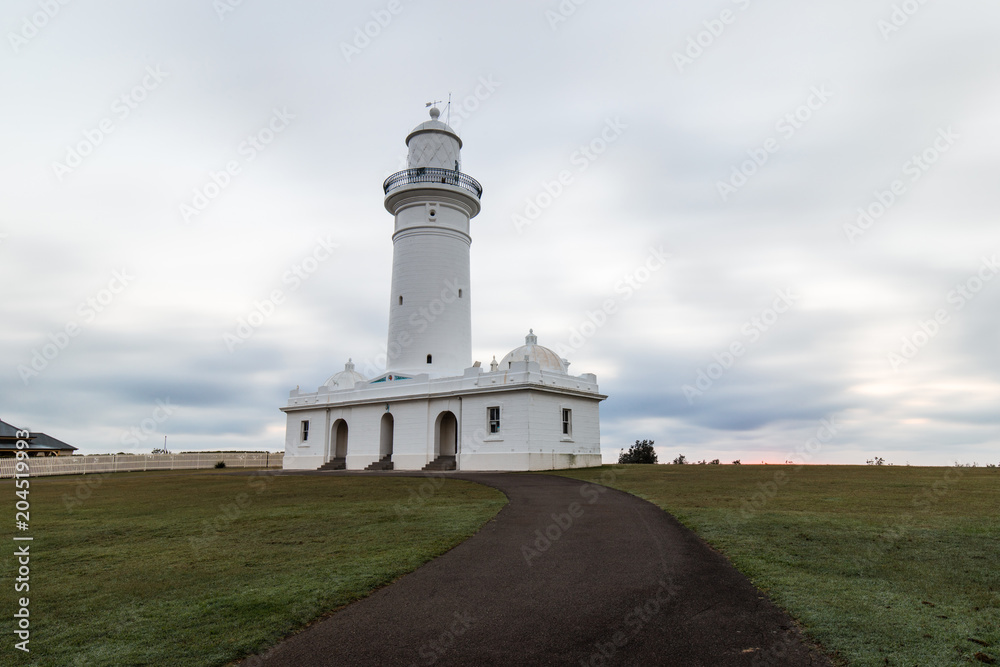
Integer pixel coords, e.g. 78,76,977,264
2,470,506,666
553,464,1000,666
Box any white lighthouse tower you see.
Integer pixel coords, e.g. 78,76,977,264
280,106,605,472
383,107,481,378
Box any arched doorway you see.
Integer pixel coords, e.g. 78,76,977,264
332,420,348,459
435,411,457,457
379,413,394,459
319,419,349,470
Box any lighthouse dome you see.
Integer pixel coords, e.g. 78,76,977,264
499,330,569,373
323,359,367,390
406,107,462,170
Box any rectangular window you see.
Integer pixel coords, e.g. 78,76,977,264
301,420,310,442
487,406,500,434
562,409,572,436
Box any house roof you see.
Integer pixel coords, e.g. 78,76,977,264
0,419,22,439
28,432,76,452
0,419,76,451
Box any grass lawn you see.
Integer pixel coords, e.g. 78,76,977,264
2,470,506,666
554,464,1000,666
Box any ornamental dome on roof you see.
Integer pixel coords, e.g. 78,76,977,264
404,106,463,172
406,106,463,148
498,330,569,373
323,359,367,390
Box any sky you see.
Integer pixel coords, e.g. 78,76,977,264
2,0,998,466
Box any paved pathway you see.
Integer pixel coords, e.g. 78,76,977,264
240,472,831,666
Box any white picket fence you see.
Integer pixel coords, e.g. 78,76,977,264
0,452,283,479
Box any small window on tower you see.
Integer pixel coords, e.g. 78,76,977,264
459,289,463,298
562,409,572,437
399,296,403,305
301,420,310,442
427,354,432,364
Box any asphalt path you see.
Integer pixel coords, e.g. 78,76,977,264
238,472,832,666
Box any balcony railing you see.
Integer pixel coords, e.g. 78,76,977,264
383,167,482,198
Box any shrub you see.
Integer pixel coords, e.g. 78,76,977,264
732,459,742,465
672,454,687,465
618,439,658,464
214,461,226,469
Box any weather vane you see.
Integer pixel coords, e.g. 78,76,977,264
425,94,453,125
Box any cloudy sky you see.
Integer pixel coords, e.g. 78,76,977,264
3,0,998,465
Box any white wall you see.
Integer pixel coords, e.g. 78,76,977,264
385,217,472,378
459,390,602,470
283,360,606,472
284,387,602,472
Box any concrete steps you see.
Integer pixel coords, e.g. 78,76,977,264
364,455,394,471
422,455,456,471
317,455,455,472
317,457,346,471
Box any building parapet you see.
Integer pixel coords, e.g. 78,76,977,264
283,361,604,412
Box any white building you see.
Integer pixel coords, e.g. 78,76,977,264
280,107,605,471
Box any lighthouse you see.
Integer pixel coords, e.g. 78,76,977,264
383,107,482,378
280,105,605,472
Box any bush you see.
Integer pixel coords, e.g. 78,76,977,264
618,439,658,464
214,461,226,469
672,454,687,465
732,459,742,465
709,459,720,465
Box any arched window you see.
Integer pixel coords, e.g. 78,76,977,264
426,354,433,364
